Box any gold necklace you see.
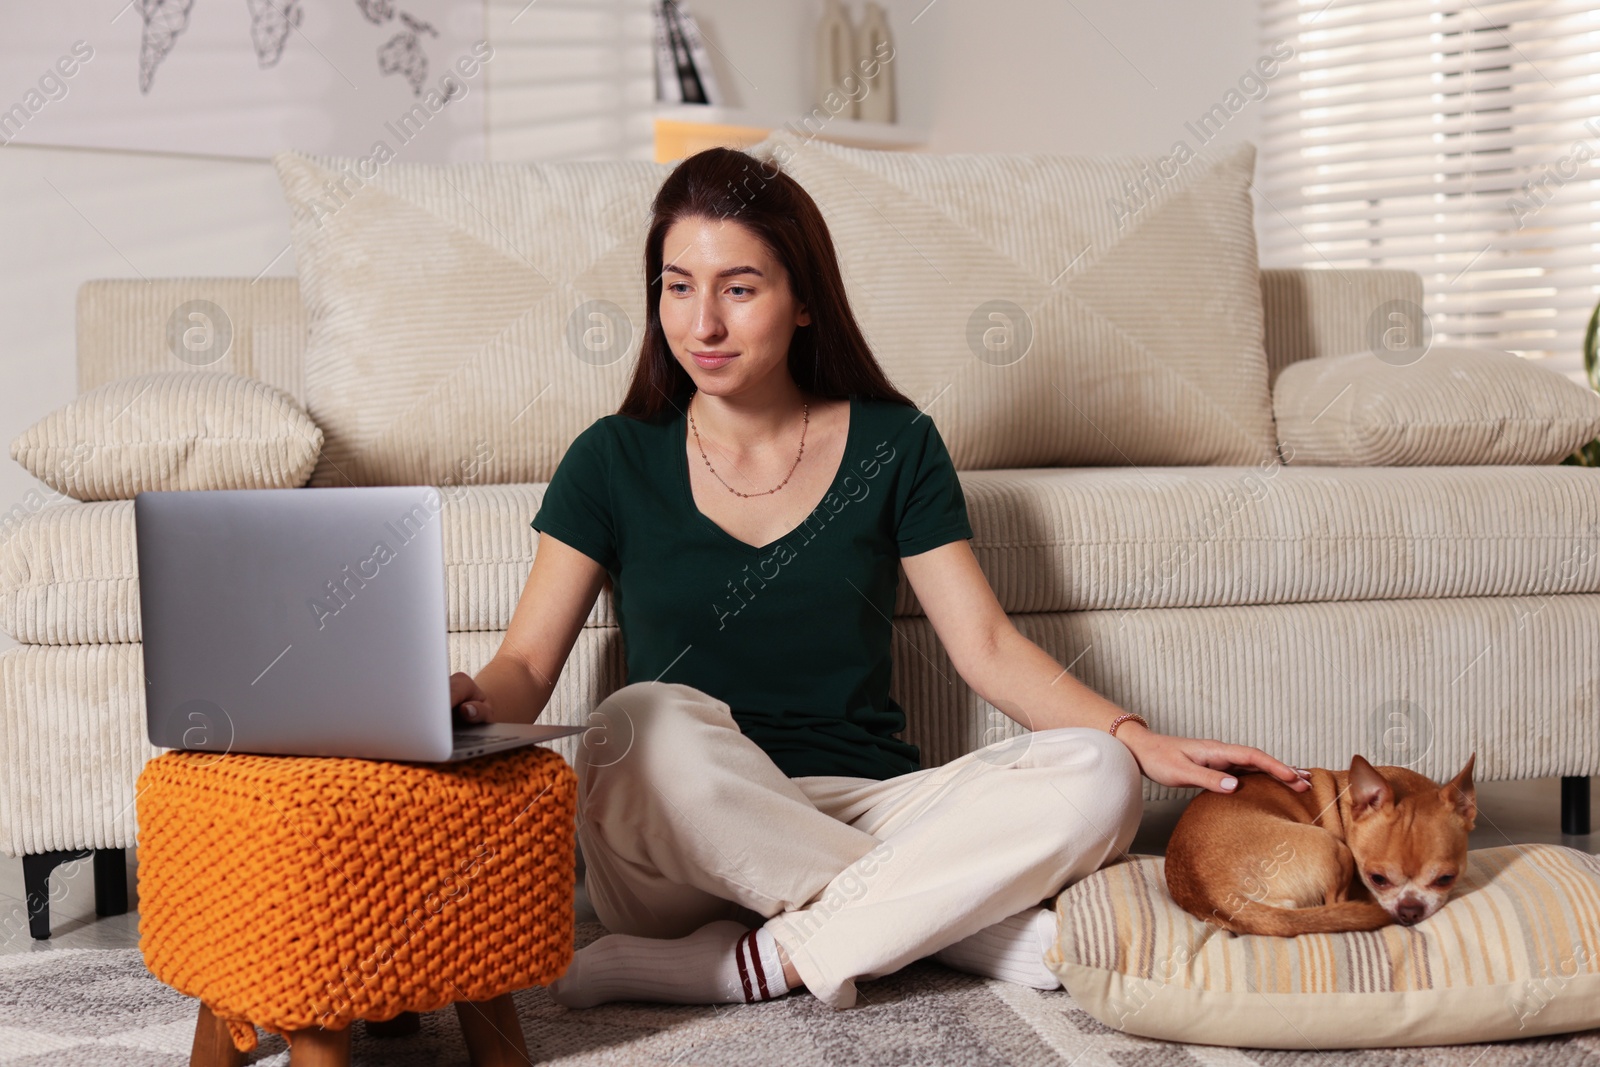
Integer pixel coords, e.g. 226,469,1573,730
687,389,809,498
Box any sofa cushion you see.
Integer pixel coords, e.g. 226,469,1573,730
8,371,322,501
900,597,1600,782
1259,268,1425,386
1044,845,1600,1048
744,132,1280,469
952,463,1600,613
1275,345,1600,465
6,466,1599,646
75,278,309,403
0,630,621,855
272,150,672,489
65,269,1430,415
0,487,610,645
8,595,1600,852
274,139,1279,487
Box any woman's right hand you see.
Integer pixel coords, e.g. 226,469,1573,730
1116,722,1311,795
450,671,496,725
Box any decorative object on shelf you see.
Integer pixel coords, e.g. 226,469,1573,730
655,0,718,105
816,0,859,119
855,1,895,123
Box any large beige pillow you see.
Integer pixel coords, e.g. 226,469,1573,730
743,132,1280,468
9,371,322,501
272,150,672,488
1275,345,1600,465
1046,845,1600,1048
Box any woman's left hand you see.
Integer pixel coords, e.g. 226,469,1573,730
1114,724,1311,794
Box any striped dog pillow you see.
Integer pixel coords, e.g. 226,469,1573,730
1044,844,1600,1049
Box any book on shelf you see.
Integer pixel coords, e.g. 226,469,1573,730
656,0,719,106
652,0,680,104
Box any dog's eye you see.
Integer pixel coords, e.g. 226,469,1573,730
1433,874,1455,888
1368,873,1389,887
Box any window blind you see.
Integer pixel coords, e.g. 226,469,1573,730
488,0,656,162
1258,0,1600,380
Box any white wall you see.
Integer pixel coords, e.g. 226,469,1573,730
924,0,1267,156
0,149,295,658
0,0,1264,658
676,0,1267,155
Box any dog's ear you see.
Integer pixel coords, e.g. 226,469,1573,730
1348,755,1394,817
1441,752,1478,829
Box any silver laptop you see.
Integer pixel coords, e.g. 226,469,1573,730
135,485,586,762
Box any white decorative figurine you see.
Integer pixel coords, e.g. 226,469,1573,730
855,2,895,123
816,0,859,119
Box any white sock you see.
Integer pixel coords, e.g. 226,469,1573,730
932,905,1062,990
549,919,793,1008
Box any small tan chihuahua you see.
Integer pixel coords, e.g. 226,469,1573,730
1165,754,1477,935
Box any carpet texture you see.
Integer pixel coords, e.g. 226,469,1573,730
2,924,1599,1065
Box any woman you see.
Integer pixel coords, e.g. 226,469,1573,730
448,146,1311,1011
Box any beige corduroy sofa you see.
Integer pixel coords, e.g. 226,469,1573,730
3,135,1598,940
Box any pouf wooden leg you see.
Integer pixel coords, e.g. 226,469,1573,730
364,1010,421,1038
189,1003,243,1067
286,1024,351,1066
456,995,531,1067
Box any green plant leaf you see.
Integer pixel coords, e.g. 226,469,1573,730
1574,295,1600,462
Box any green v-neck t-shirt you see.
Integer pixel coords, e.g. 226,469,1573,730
529,393,973,781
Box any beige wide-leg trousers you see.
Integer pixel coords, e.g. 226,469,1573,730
574,681,1145,1009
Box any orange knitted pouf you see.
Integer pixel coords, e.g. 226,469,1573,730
136,746,576,1054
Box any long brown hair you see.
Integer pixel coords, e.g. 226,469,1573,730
617,146,916,421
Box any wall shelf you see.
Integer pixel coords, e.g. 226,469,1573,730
653,104,926,162
650,0,932,162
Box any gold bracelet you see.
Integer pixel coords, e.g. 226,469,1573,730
1107,712,1148,737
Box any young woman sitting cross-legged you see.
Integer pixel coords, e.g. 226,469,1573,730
447,146,1312,1011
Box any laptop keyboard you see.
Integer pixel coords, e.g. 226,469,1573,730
453,732,524,746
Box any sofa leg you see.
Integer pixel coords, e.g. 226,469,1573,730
1561,776,1592,836
93,848,128,917
21,849,91,940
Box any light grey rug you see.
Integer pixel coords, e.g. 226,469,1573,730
1,923,1598,1065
